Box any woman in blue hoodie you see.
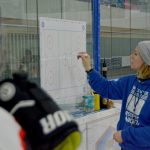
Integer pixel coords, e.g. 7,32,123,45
78,41,150,150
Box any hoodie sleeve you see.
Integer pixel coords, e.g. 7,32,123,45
87,70,125,100
121,125,150,148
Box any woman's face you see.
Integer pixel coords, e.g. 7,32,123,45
130,48,144,71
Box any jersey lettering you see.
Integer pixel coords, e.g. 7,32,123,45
39,111,72,134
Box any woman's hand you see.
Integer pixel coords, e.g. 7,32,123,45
77,52,92,71
113,130,123,144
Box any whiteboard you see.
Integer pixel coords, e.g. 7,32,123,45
39,17,88,104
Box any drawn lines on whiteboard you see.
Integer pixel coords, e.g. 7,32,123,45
43,32,58,58
42,60,59,91
61,52,76,68
47,34,53,50
71,67,86,86
60,50,85,86
73,35,83,52
44,69,54,89
42,45,85,90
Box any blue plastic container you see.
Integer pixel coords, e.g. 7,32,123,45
82,95,94,112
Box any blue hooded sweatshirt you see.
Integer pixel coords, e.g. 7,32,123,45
87,70,150,150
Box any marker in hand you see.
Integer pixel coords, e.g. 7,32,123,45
77,52,92,71
77,52,88,59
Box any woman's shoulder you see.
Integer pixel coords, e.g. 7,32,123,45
118,74,137,83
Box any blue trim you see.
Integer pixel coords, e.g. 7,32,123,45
92,0,100,72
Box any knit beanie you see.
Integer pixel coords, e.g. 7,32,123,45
137,41,150,66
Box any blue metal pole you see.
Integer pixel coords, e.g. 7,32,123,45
92,0,100,72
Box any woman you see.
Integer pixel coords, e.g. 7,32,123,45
77,41,150,150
